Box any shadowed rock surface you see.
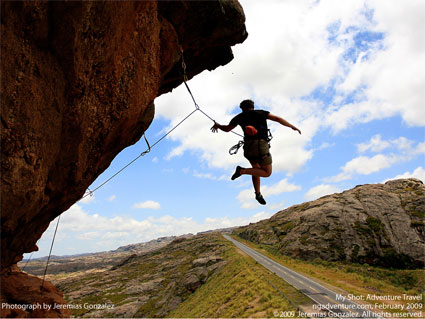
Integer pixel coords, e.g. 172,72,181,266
1,1,246,317
235,179,425,268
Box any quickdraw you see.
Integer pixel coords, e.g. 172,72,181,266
229,129,273,155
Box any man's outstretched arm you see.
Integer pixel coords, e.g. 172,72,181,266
268,113,301,134
211,121,236,133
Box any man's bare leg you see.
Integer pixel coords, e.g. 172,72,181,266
241,164,272,178
231,163,272,204
248,163,262,194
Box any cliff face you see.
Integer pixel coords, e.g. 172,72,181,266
1,1,246,317
235,179,425,269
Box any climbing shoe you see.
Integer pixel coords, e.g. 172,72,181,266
255,192,266,205
231,166,243,180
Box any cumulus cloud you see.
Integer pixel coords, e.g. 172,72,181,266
326,135,424,182
305,184,341,201
325,0,425,130
132,200,161,210
357,134,391,153
386,166,425,183
357,135,421,155
32,204,274,256
414,141,425,156
326,154,398,182
154,0,424,179
237,178,301,209
79,194,95,204
193,170,227,181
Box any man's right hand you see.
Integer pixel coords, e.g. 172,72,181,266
211,122,219,133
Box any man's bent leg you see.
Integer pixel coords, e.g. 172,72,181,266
241,164,272,178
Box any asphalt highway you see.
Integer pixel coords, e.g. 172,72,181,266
223,234,381,319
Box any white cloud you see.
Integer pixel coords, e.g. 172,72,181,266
415,142,425,155
79,194,95,204
193,170,227,181
305,184,340,201
357,134,391,153
262,178,302,196
386,166,425,183
325,0,425,131
154,0,424,178
154,0,343,174
237,178,301,209
327,154,397,182
132,200,161,210
31,204,274,256
267,201,287,211
107,195,116,202
327,135,424,182
357,135,417,154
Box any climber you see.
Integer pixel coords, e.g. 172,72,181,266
211,99,301,205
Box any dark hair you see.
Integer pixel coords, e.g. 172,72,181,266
240,99,254,110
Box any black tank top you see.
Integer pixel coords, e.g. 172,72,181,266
230,109,270,140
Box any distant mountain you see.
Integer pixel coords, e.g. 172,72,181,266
234,179,425,268
20,236,177,276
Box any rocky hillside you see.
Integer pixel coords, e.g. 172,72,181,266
19,236,176,276
235,179,425,268
53,233,228,318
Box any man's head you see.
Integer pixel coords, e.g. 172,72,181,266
240,99,254,111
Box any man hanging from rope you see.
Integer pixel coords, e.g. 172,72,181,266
211,99,301,205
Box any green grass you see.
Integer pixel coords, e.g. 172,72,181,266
233,235,425,318
169,236,311,318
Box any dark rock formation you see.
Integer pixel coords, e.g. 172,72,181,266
235,179,425,268
0,265,70,318
1,0,246,317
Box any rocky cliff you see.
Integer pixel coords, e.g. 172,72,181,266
1,1,247,317
235,179,425,268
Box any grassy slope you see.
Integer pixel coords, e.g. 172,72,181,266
170,234,312,318
232,235,425,318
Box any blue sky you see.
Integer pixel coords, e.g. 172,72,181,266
27,0,424,259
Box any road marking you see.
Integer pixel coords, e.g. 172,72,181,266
223,235,381,319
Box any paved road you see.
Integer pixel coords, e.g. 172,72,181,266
223,234,380,318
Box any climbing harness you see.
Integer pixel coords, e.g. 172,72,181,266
228,129,273,156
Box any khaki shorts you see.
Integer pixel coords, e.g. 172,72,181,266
243,139,272,166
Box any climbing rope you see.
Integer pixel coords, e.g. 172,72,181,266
35,48,243,279
41,215,60,289
81,108,197,199
81,48,243,198
180,48,243,138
